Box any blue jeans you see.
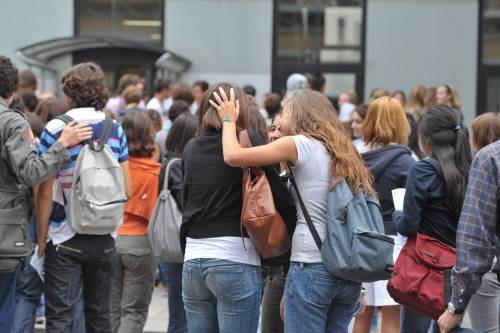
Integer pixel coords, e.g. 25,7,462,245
45,235,115,333
162,262,187,333
182,259,262,333
284,262,361,333
13,255,85,333
0,271,17,332
400,306,439,333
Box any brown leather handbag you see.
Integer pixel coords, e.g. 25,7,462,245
239,130,291,259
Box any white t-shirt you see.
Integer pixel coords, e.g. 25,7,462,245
147,97,165,115
290,135,331,263
184,237,260,266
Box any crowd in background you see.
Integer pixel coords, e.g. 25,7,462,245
0,54,499,333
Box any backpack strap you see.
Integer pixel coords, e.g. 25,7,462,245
57,114,74,124
162,158,181,192
287,163,323,250
94,117,113,151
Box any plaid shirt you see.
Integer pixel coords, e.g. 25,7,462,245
451,140,500,311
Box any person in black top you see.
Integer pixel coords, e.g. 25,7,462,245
393,105,472,333
158,113,197,333
180,83,294,333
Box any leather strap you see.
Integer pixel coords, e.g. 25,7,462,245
287,163,323,250
161,158,181,192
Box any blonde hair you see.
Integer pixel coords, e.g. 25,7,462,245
407,85,427,120
363,96,409,145
282,90,374,194
440,84,462,111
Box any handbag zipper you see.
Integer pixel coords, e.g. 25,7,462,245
356,232,395,244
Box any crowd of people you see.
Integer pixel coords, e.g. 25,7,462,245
0,54,498,333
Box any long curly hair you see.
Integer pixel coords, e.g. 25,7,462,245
61,62,109,110
282,90,374,194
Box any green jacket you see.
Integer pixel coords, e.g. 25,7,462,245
0,97,70,210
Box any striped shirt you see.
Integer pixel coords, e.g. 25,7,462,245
39,108,128,244
451,140,500,311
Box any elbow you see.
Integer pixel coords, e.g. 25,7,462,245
223,153,244,167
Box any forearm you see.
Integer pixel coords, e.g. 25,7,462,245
221,121,243,162
394,210,419,237
36,182,54,245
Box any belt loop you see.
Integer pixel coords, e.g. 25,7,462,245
299,262,304,269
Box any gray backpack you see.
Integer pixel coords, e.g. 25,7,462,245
147,158,183,262
58,115,127,235
289,167,394,283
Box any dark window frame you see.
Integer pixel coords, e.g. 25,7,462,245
271,0,367,101
73,0,165,46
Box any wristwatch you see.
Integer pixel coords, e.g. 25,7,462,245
447,302,464,315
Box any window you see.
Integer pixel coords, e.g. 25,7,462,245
75,0,164,45
272,0,365,100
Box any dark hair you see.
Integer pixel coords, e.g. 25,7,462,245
0,55,19,99
353,103,368,120
35,97,66,124
9,95,26,113
172,84,194,105
197,82,248,135
247,95,268,143
121,110,157,158
264,93,282,119
154,79,170,94
19,90,38,112
165,114,197,156
168,100,191,122
392,90,407,104
146,109,163,132
306,73,326,91
418,105,472,217
62,62,109,110
193,80,209,92
243,84,257,97
19,70,37,92
115,73,141,95
25,112,44,138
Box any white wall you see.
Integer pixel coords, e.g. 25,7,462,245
365,0,478,124
0,0,73,94
165,0,273,99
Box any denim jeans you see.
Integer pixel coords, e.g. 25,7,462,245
400,306,439,333
13,255,86,333
182,259,262,333
45,234,115,333
0,271,17,332
261,264,288,333
163,262,187,333
284,262,361,333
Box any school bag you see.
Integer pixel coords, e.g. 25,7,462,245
147,158,183,262
289,165,394,283
58,114,127,234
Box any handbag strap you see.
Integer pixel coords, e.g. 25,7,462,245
162,157,181,192
287,163,323,250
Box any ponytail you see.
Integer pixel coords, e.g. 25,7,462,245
418,106,472,217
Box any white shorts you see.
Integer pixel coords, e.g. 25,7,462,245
363,234,406,307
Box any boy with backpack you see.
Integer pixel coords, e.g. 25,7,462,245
36,63,132,333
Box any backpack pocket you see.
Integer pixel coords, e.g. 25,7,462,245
347,230,394,282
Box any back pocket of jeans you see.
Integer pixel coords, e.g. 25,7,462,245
209,267,243,301
307,272,336,306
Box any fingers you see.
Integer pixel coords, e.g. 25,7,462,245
218,87,229,102
229,88,235,103
209,99,222,112
212,91,223,105
235,99,240,113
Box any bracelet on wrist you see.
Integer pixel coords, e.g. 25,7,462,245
222,115,234,123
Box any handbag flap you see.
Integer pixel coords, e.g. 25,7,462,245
415,233,455,269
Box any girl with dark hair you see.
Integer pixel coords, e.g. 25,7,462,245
181,83,294,333
111,111,161,332
157,113,197,333
394,105,472,332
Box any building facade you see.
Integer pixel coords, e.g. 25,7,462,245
0,0,495,123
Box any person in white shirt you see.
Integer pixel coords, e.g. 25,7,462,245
146,79,171,119
191,80,209,115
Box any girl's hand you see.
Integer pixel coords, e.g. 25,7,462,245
209,87,240,123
